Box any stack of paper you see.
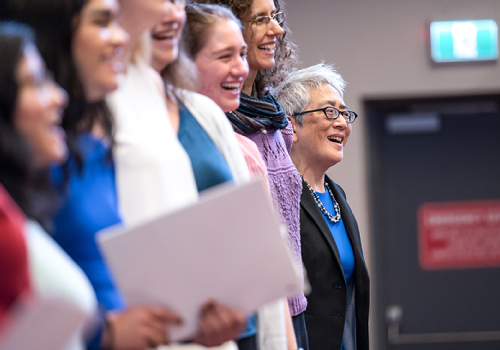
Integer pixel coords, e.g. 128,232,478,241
97,179,302,341
0,298,88,350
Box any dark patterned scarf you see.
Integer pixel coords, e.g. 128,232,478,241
226,93,288,135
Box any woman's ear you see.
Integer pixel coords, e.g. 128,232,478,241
288,116,298,143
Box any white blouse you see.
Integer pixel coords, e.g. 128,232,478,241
26,220,97,350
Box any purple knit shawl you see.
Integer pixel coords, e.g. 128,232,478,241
246,122,307,316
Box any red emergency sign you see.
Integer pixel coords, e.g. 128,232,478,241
418,200,500,270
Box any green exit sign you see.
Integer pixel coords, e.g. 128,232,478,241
430,20,498,63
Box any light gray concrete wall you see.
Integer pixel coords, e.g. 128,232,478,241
283,1,500,348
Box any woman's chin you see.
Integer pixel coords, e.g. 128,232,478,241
219,100,240,113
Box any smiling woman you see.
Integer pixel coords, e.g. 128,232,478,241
0,21,97,350
0,20,67,230
288,85,353,171
183,3,249,113
148,4,253,346
194,18,248,112
14,44,68,168
150,2,252,194
151,0,187,73
72,0,128,102
193,0,296,97
275,63,370,350
106,0,252,348
0,0,129,162
186,0,305,349
0,0,192,349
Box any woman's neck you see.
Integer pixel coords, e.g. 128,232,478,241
165,85,180,133
242,69,258,95
291,153,328,192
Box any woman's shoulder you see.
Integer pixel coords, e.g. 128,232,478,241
0,184,25,228
234,134,268,180
280,121,293,153
177,89,233,135
25,220,97,313
107,61,165,110
234,133,259,152
51,133,111,186
0,184,27,263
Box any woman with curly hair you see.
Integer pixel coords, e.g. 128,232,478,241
188,0,306,349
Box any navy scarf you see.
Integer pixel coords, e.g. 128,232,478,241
226,93,288,135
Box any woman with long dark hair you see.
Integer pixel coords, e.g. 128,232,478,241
2,0,248,348
0,1,186,349
0,21,97,350
0,22,34,330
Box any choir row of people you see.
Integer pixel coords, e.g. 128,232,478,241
0,0,370,349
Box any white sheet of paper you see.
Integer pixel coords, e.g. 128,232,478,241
97,179,302,341
0,298,88,350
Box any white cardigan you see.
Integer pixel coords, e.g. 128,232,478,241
107,61,199,225
179,91,287,350
26,220,97,350
177,89,250,185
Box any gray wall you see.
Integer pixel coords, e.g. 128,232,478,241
284,0,500,348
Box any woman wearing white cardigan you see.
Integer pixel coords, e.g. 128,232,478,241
107,0,247,348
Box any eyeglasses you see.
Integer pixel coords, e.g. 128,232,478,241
293,106,358,123
243,12,284,27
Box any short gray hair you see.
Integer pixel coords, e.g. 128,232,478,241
274,63,346,126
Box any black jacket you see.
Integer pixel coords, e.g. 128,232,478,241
300,176,370,350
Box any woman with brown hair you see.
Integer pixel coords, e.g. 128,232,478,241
188,0,307,349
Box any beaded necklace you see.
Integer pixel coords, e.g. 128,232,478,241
303,177,341,223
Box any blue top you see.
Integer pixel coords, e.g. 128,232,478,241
177,103,256,339
316,189,355,284
52,134,125,312
177,102,234,192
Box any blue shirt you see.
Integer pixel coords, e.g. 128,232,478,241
52,134,125,312
177,103,256,338
177,102,234,192
316,189,355,284
317,188,355,350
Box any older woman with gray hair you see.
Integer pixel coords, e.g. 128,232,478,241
275,63,370,350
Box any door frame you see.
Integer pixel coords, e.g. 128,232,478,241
364,92,500,350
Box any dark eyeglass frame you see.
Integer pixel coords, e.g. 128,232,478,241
293,106,358,123
242,12,285,27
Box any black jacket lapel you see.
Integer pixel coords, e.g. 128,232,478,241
326,176,364,261
326,176,370,291
301,178,345,281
